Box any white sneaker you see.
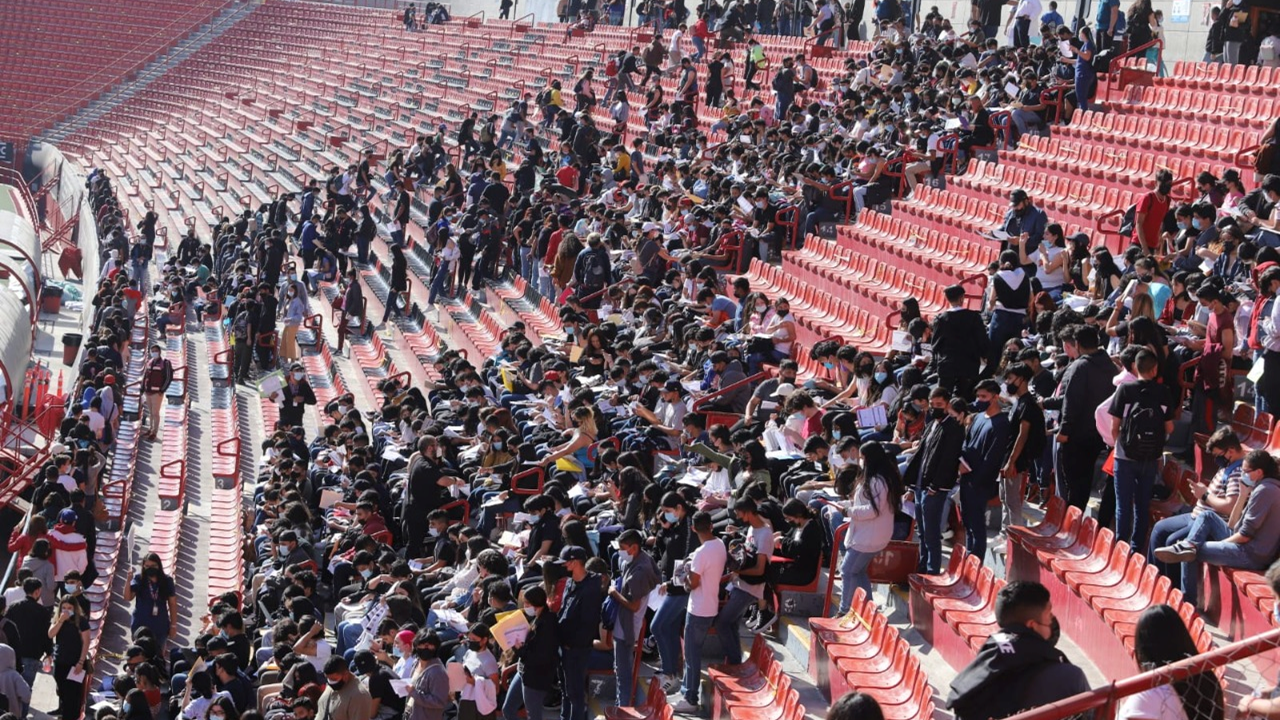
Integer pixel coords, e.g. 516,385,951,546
671,699,700,715
659,674,681,694
1155,541,1197,564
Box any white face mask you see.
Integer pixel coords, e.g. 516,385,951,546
293,372,305,381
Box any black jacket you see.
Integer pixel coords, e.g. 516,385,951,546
904,415,965,492
1043,349,1117,443
947,626,1089,720
930,307,988,379
517,610,561,690
557,572,604,649
6,597,51,658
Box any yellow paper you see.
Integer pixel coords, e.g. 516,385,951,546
491,609,531,652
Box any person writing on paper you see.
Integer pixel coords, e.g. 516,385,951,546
781,391,824,448
631,382,687,451
406,631,449,720
537,406,598,476
609,530,660,706
742,360,799,431
457,624,500,720
502,587,559,720
759,298,797,366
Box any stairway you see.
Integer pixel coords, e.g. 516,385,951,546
40,0,259,144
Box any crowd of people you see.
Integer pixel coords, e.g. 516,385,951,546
5,1,1280,720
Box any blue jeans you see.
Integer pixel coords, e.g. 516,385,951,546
959,478,992,562
803,206,837,239
519,247,533,280
336,620,364,655
692,35,706,59
1113,457,1158,553
1148,512,1195,576
917,489,949,574
427,260,451,305
712,587,756,664
682,613,715,705
560,646,591,720
987,309,1025,370
19,658,38,689
1180,510,1259,604
651,595,686,676
503,672,545,720
614,636,637,706
840,548,876,614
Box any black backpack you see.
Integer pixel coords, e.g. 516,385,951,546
725,537,767,584
1119,383,1167,461
581,249,609,290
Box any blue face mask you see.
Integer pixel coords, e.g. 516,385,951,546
492,441,504,451
832,430,842,440
1177,221,1188,230
663,511,678,524
791,412,805,423
123,704,131,715
361,568,373,580
874,371,888,384
1192,218,1203,230
822,361,834,370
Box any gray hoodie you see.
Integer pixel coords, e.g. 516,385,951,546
0,643,32,715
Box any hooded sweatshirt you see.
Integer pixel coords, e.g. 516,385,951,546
946,625,1089,720
0,644,32,715
47,522,88,581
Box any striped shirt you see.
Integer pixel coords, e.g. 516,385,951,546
1192,459,1243,518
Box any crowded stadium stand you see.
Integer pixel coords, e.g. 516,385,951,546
6,2,1280,720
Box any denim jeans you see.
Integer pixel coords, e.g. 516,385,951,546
959,478,991,561
19,658,38,689
614,636,637,706
519,247,533,280
1148,512,1195,576
682,613,715,705
713,587,756,664
840,548,876,613
336,619,364,655
651,598,686,676
1010,109,1043,144
917,489,949,574
560,646,591,720
1178,510,1238,604
691,35,706,59
504,672,546,720
427,260,451,306
1113,457,1158,553
803,206,837,240
987,309,1025,371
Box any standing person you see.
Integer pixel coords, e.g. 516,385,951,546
1071,26,1097,112
458,625,500,720
959,381,1011,562
1108,349,1177,554
1118,606,1225,720
0,644,31,720
406,632,449,720
1220,0,1248,64
1134,171,1173,254
230,299,254,385
837,443,904,612
49,596,90,720
502,588,558,720
123,552,178,647
672,512,725,715
1000,364,1045,538
650,494,695,694
279,281,306,364
1095,0,1120,51
141,343,173,442
381,244,409,326
905,388,965,575
985,251,1031,373
555,546,601,720
609,531,660,707
7,579,51,689
337,269,365,356
273,364,317,431
930,285,988,396
1045,325,1117,510
711,498,771,656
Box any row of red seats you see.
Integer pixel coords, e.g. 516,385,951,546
907,549,1002,670
786,237,950,317
741,258,892,353
1162,60,1280,94
1058,111,1258,164
204,317,246,605
150,333,191,575
1011,136,1225,193
951,160,1140,223
809,588,936,720
1007,498,1214,681
707,635,808,720
604,678,673,720
488,275,565,345
837,209,997,284
1113,84,1277,131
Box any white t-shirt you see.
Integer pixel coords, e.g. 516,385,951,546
1116,684,1188,720
687,538,726,617
732,524,774,600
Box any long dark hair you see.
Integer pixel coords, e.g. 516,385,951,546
857,442,904,516
1133,605,1224,720
827,692,885,720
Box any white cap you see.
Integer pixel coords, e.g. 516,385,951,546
641,222,662,233
772,383,796,399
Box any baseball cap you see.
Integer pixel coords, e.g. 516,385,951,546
641,222,662,234
544,370,563,383
59,509,77,524
1009,189,1029,204
772,383,797,399
557,545,588,564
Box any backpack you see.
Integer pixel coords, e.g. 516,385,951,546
536,88,552,106
581,249,609,290
725,537,767,584
1119,383,1167,461
605,58,620,77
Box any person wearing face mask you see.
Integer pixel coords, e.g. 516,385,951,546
273,363,317,432
1155,450,1280,612
501,587,558,720
353,650,405,720
140,343,173,442
405,631,449,720
1132,170,1174,253
279,279,307,363
946,581,1086,720
606,530,660,706
904,388,965,575
957,380,1011,562
123,552,178,646
317,655,372,720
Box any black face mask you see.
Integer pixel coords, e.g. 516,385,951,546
467,641,483,652
1046,616,1061,647
145,567,161,579
929,408,946,420
1005,381,1020,396
416,647,437,661
328,678,347,691
1157,182,1173,196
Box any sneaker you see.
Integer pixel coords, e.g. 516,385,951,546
754,607,778,633
659,674,681,694
743,604,761,630
1154,541,1197,564
671,700,701,715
